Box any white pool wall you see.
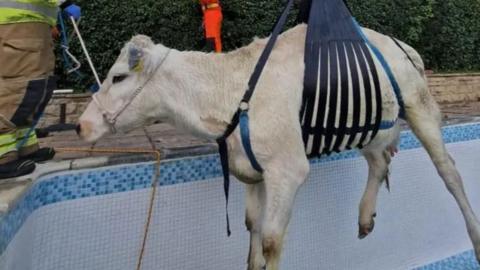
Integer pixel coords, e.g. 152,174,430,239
1,123,479,270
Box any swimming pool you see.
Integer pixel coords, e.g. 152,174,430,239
1,123,479,270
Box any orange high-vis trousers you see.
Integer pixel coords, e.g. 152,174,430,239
201,1,223,52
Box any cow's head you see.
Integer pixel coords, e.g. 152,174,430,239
77,35,171,142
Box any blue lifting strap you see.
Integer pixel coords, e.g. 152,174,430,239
378,120,397,130
239,111,264,172
216,0,295,236
352,18,406,119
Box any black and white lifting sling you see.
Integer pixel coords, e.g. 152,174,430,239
217,0,405,236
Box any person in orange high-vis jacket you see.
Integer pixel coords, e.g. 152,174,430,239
200,0,223,52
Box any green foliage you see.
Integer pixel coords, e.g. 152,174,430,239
57,0,297,89
421,0,480,71
348,0,435,45
56,0,480,90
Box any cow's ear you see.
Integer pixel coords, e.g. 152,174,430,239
127,35,155,73
128,45,145,72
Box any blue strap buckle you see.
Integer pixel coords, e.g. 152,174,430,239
239,101,249,112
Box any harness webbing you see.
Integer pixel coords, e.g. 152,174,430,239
301,0,391,157
353,19,406,119
217,0,405,235
216,0,295,236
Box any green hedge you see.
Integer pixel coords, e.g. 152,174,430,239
57,0,480,90
421,0,480,71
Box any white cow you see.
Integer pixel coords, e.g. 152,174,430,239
78,24,480,270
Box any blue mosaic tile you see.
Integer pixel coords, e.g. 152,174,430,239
1,122,480,256
0,186,36,254
312,123,480,164
400,123,480,151
415,250,479,270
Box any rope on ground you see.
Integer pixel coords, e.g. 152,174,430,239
55,147,161,270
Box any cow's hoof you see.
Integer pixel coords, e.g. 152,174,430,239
475,246,480,264
358,223,374,239
247,264,266,270
358,214,376,239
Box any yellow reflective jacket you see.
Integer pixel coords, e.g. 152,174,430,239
0,0,59,26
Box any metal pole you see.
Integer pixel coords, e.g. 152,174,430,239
69,16,101,86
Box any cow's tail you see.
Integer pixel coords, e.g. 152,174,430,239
390,37,426,77
390,37,425,77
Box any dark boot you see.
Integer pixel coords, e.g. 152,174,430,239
0,159,35,180
0,131,34,180
20,147,56,163
16,128,55,163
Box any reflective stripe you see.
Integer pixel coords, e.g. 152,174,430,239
0,132,17,147
202,3,220,10
0,0,57,19
16,0,57,6
0,141,17,156
0,132,18,156
16,128,38,148
0,1,57,25
0,8,57,25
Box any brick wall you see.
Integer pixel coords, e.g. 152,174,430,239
37,93,91,128
37,73,480,128
428,73,480,103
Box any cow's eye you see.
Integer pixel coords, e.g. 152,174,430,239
112,75,128,84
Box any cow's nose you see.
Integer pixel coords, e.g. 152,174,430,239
76,124,81,136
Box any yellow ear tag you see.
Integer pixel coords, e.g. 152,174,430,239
132,59,144,72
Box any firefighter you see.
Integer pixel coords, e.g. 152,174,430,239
200,0,223,52
0,0,81,179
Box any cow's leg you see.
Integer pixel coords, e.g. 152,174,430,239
260,158,309,270
246,183,266,270
406,91,480,262
358,148,391,238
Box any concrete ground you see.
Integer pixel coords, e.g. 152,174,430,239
41,122,217,161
